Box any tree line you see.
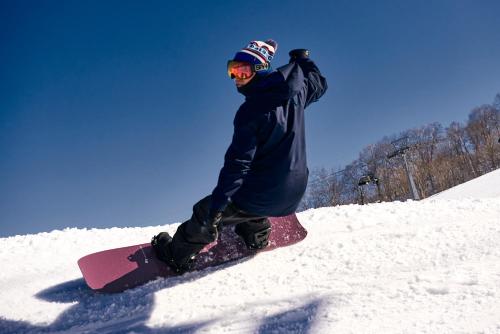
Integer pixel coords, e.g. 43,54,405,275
300,93,500,209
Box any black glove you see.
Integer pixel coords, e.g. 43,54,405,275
289,49,310,62
202,211,223,242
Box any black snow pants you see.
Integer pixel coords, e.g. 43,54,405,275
169,195,271,266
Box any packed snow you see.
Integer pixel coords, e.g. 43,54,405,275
430,168,500,200
1,170,500,333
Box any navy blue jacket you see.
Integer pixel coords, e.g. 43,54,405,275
211,58,327,217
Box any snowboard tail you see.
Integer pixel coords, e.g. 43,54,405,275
78,214,307,293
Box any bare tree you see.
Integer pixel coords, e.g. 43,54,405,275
300,92,500,211
445,121,477,179
466,105,500,172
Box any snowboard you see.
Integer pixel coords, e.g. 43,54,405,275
78,214,307,293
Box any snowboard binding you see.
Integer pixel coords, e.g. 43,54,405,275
235,225,271,250
151,232,195,274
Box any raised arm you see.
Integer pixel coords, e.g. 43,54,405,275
289,49,328,108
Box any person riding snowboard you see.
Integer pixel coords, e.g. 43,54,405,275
152,39,328,273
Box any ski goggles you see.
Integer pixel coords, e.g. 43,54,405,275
227,61,269,80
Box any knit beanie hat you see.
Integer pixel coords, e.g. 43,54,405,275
233,39,278,76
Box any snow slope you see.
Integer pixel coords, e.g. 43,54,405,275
431,168,500,200
1,175,500,333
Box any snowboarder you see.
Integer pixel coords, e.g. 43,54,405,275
152,39,327,273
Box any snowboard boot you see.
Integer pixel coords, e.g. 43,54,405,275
151,232,195,274
234,221,271,250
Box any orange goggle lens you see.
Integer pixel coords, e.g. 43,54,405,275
227,61,253,80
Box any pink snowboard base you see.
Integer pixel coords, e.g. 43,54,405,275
78,214,307,293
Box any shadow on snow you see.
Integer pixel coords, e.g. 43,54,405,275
256,299,324,334
0,258,328,334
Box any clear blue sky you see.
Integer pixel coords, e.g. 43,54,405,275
1,0,500,237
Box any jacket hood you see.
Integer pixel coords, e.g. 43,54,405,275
237,63,304,103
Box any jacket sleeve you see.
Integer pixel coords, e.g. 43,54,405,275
210,114,259,214
295,58,328,108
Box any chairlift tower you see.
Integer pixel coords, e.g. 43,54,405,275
387,137,420,200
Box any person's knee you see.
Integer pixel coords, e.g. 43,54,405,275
182,219,218,244
193,195,212,217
